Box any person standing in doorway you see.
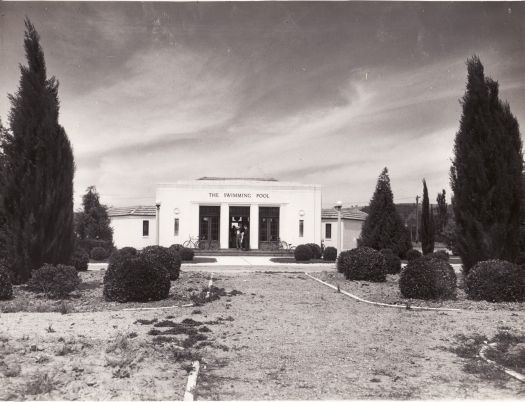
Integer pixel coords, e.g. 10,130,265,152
235,225,242,249
242,224,249,251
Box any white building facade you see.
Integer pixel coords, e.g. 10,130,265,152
321,208,367,251
109,178,323,250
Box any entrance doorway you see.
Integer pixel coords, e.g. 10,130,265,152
199,206,220,249
229,206,250,249
259,207,280,250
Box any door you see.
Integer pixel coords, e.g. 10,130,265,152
259,207,280,249
199,206,220,249
229,206,250,249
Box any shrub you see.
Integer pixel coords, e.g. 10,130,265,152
399,256,456,300
141,246,181,281
294,244,313,261
305,243,322,259
0,263,13,300
406,249,422,261
380,248,401,274
336,250,352,273
466,260,525,302
323,246,337,261
27,264,81,298
103,253,170,302
169,244,194,261
431,250,450,261
90,246,108,261
70,248,89,271
338,247,387,282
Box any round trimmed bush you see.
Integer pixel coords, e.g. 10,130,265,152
294,244,313,261
380,248,402,274
305,243,322,259
141,246,181,281
109,247,137,265
431,250,450,261
399,256,456,300
466,260,525,302
90,246,108,261
27,264,81,298
336,250,352,273
169,244,194,261
70,248,89,271
338,247,387,282
323,246,337,261
0,263,13,300
103,253,170,302
406,249,422,261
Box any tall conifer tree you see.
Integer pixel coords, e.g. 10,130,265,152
360,167,412,257
436,189,448,234
2,19,75,282
76,186,113,244
450,56,523,273
421,179,434,254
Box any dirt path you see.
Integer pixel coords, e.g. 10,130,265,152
195,272,525,400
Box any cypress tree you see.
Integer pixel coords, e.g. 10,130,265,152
360,167,412,257
76,186,113,246
2,19,75,282
436,189,448,234
421,179,434,254
450,56,523,273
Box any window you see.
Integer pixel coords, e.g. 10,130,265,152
325,223,332,239
299,220,304,237
174,218,179,236
143,220,149,237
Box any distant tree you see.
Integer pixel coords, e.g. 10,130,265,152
2,19,75,282
421,180,434,254
450,56,523,273
75,186,113,245
436,189,448,234
0,118,8,260
360,167,412,258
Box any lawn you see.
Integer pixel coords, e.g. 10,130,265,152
1,269,524,399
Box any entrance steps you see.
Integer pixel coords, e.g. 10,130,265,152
194,249,294,257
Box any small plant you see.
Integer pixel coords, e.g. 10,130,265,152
46,324,55,333
169,244,194,261
323,246,337,261
25,372,57,395
406,249,422,261
27,264,81,298
305,243,322,259
399,256,457,300
3,362,21,377
294,244,313,261
134,318,158,325
0,263,13,300
465,260,525,302
90,246,108,261
70,248,89,271
103,252,170,302
337,247,387,282
55,343,74,356
59,300,72,314
380,248,401,274
141,245,181,281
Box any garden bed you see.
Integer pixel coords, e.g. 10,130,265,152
0,271,211,313
269,257,333,264
310,271,525,311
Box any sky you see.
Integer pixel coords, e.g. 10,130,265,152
0,2,524,210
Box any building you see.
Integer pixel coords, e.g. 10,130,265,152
108,177,367,251
109,178,322,250
321,207,367,250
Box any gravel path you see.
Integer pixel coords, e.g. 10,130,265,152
195,272,525,400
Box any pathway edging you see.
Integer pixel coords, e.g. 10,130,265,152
479,342,525,383
304,272,463,312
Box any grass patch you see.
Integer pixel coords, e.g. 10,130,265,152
25,372,58,395
183,257,218,264
485,331,525,374
134,318,158,325
270,257,333,264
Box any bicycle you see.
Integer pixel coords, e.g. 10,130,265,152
182,235,199,249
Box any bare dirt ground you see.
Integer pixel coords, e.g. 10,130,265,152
0,271,213,400
194,272,525,400
1,269,524,400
